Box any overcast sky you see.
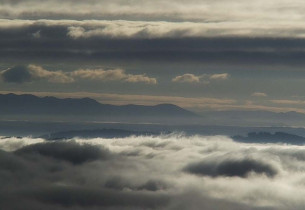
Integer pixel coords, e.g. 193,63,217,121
1,0,305,113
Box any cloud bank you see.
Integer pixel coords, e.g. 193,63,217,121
1,134,305,209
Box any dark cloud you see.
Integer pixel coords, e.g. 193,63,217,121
1,22,305,65
26,186,169,208
104,176,168,191
0,140,171,210
15,142,112,164
184,157,278,178
0,64,74,83
0,65,32,83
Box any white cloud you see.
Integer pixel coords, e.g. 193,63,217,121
173,73,229,84
209,73,229,80
172,74,201,83
71,68,157,84
252,92,268,97
28,64,74,83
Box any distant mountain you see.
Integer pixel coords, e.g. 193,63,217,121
232,132,305,145
0,93,198,123
3,93,305,126
39,129,160,140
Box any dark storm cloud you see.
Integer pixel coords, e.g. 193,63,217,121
184,157,278,178
15,142,112,164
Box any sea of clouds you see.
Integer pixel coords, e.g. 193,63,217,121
1,134,305,209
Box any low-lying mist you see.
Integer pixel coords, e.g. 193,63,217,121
1,134,305,209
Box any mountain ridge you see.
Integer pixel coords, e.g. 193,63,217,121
0,93,198,123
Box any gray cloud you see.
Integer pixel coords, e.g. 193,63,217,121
184,157,278,177
15,142,112,164
0,65,32,83
1,20,305,66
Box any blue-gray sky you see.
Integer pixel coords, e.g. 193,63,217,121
1,0,305,113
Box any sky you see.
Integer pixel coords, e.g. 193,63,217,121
1,0,305,113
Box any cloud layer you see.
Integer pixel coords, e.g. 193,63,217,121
1,0,305,36
2,134,305,209
1,19,305,66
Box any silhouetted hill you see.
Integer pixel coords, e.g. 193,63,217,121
40,129,159,140
232,132,305,145
0,93,198,123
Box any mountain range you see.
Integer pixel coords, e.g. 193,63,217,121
0,93,198,123
2,93,305,126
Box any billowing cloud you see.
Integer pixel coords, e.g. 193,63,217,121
72,69,157,84
0,65,157,84
252,92,268,97
1,134,305,209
